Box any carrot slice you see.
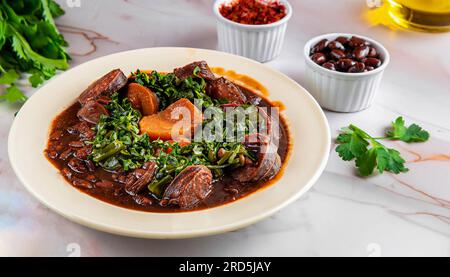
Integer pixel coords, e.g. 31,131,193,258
139,98,202,141
127,83,159,116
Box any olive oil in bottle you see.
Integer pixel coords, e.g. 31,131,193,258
386,0,450,32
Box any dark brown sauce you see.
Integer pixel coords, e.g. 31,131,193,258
45,81,292,213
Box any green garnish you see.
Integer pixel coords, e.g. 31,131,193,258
385,116,430,142
0,0,70,104
132,69,219,110
88,93,154,171
88,92,258,198
336,117,429,176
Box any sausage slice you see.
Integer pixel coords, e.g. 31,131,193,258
174,61,216,81
78,69,127,105
206,77,247,105
125,162,157,196
160,165,213,209
232,133,281,183
77,100,109,124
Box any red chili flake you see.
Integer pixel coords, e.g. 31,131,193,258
219,0,287,25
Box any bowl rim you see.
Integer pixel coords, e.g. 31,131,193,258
213,0,292,30
303,33,390,78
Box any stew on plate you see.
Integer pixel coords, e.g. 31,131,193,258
45,61,291,212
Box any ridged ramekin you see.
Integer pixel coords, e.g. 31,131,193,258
213,0,292,62
304,33,390,112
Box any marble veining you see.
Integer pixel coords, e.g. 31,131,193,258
0,0,449,256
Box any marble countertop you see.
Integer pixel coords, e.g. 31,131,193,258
1,0,449,256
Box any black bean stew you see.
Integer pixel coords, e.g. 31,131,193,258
310,36,383,73
45,62,291,213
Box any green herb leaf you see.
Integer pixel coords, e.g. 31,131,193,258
336,118,429,176
0,0,70,104
0,85,27,103
28,70,44,87
355,148,377,176
48,0,65,17
386,116,429,142
375,147,408,174
336,129,369,161
0,69,20,84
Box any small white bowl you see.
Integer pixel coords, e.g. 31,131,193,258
304,33,390,112
213,0,292,62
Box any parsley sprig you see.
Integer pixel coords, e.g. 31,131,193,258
0,0,70,104
336,117,429,176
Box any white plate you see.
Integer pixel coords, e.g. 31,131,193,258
8,48,330,239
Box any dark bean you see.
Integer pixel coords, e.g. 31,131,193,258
66,126,79,135
356,62,366,71
61,167,73,180
311,39,328,53
345,50,354,59
67,122,94,139
336,59,356,72
335,36,350,45
72,178,92,189
311,53,327,65
368,47,377,57
348,62,365,73
59,149,73,160
353,46,370,61
330,49,346,60
96,180,115,189
133,195,153,206
224,187,239,195
86,175,97,183
114,188,124,197
96,96,111,105
74,146,92,160
49,130,63,141
118,175,127,184
68,158,87,173
322,62,336,71
364,58,382,67
82,129,95,140
77,122,94,140
365,66,375,71
69,141,84,148
327,40,345,51
85,160,96,172
349,36,368,48
47,150,58,159
111,174,119,181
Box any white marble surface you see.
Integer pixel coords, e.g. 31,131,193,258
1,0,449,256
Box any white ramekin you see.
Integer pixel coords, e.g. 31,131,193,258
304,33,390,112
213,0,292,63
